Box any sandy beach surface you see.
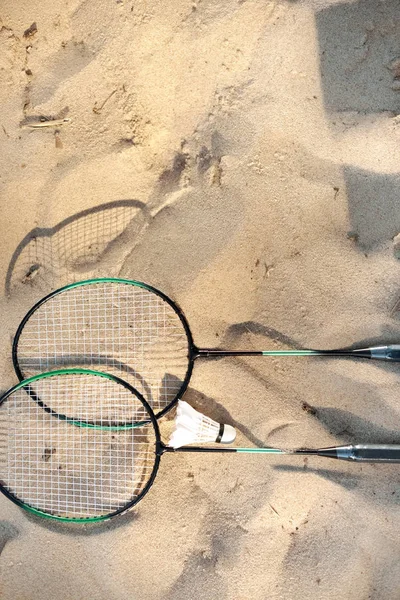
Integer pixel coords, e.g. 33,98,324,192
1,1,400,598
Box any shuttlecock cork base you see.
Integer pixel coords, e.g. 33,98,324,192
168,401,236,449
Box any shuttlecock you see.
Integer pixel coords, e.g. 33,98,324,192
168,400,236,448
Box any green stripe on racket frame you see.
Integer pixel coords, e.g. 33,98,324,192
12,277,400,426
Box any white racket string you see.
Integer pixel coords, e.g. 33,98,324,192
16,281,190,419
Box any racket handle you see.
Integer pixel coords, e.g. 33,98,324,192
316,444,400,463
367,345,400,361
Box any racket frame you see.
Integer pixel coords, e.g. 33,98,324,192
0,369,162,522
12,277,197,422
13,277,384,427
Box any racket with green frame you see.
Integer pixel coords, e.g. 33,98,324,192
2,369,400,523
12,278,400,425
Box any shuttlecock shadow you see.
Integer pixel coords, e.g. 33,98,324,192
180,383,267,448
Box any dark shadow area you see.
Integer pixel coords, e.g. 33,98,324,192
225,320,400,360
5,199,145,297
316,1,400,252
344,166,400,249
0,521,19,555
182,384,271,448
309,406,400,444
15,354,155,405
274,464,363,490
165,534,227,600
316,0,400,114
274,464,400,505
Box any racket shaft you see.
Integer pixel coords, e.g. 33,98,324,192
197,346,400,361
164,444,400,462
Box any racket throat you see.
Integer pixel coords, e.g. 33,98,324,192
156,441,169,456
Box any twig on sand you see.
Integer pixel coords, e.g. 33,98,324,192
93,89,117,114
268,503,280,516
390,296,400,316
22,118,70,129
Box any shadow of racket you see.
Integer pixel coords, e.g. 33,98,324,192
5,199,146,297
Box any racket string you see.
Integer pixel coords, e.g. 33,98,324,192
1,373,158,519
17,282,190,419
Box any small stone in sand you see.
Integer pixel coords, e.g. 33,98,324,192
302,401,316,415
388,58,400,80
393,233,400,259
41,447,56,462
347,231,359,243
23,23,37,38
55,131,63,149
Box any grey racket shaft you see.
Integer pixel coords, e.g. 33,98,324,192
164,443,400,463
198,345,400,361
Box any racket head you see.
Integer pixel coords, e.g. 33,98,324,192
12,278,196,424
0,369,161,522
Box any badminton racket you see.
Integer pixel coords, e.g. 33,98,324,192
13,278,400,423
1,369,400,523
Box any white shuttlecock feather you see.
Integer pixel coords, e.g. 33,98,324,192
168,400,236,448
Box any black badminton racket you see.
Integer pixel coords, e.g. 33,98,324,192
2,369,400,523
13,278,400,424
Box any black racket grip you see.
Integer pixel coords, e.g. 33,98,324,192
349,444,400,463
369,345,400,361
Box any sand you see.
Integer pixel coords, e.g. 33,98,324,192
1,0,400,598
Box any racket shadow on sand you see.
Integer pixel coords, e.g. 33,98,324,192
309,407,400,446
224,321,400,365
13,278,400,425
3,370,399,527
18,354,157,411
5,199,146,297
8,378,241,536
272,465,364,491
